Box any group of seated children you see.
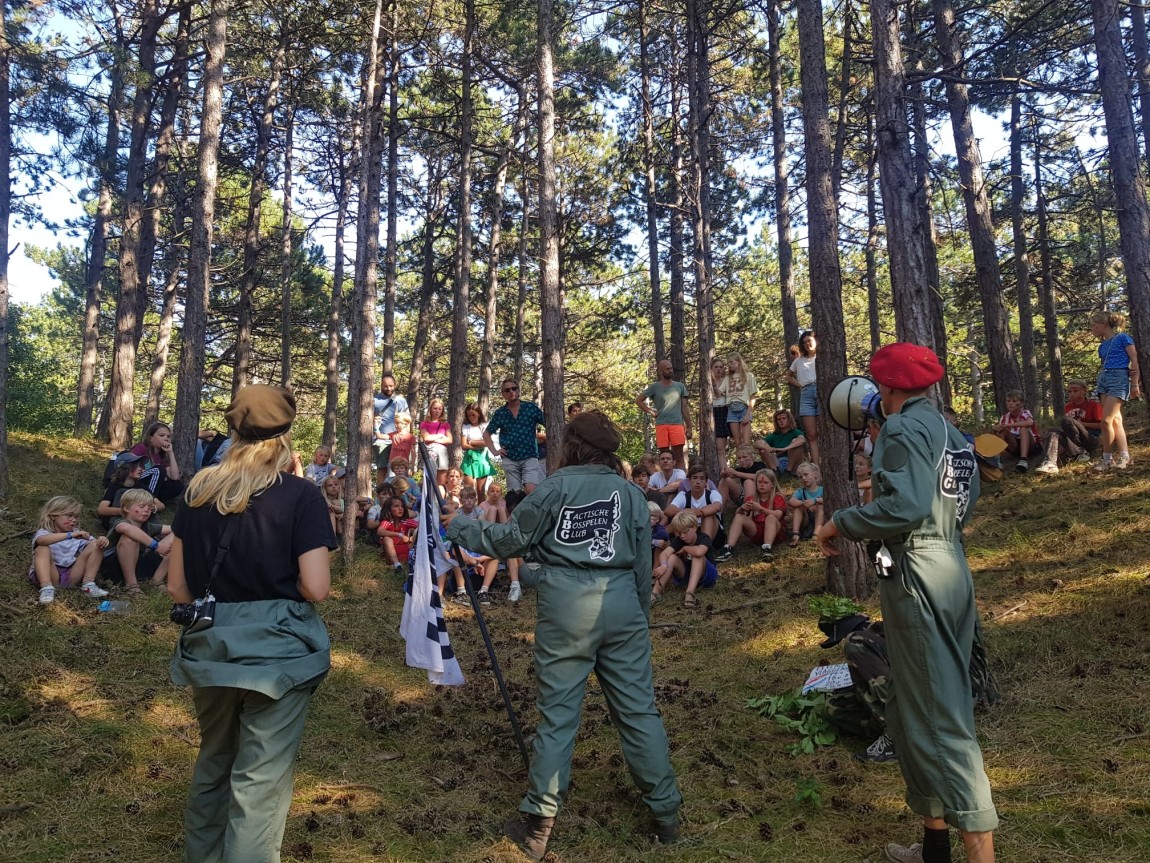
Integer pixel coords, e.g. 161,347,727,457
445,484,523,606
32,488,172,604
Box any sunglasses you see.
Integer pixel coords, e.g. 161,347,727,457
503,386,519,393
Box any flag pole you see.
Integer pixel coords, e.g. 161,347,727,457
417,441,531,774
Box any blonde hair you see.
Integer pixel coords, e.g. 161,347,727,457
119,488,156,512
426,398,445,418
185,434,293,514
796,462,822,484
38,496,82,531
647,501,664,518
395,412,412,428
1091,310,1125,330
321,475,342,498
670,511,698,534
728,351,748,390
753,468,778,499
736,444,757,459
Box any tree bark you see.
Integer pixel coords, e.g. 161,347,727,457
668,72,687,382
0,6,11,497
1033,128,1065,416
830,0,853,207
343,0,387,561
173,0,229,478
933,0,1021,412
865,115,881,354
538,0,565,473
381,0,400,376
638,0,665,363
280,106,295,388
1093,0,1150,388
232,34,287,394
323,125,355,449
1010,91,1040,413
872,0,936,352
408,185,445,412
1130,0,1150,172
797,0,872,599
105,0,162,448
512,171,529,389
76,53,123,436
767,0,799,354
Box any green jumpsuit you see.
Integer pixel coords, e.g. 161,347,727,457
447,465,682,825
832,397,998,834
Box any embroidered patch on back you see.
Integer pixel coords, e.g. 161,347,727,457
555,491,621,561
940,447,976,522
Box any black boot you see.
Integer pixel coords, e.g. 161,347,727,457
653,816,681,844
503,813,555,861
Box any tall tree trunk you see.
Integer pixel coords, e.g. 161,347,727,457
933,0,1020,412
668,75,687,382
906,3,949,400
797,0,871,599
0,5,11,497
105,0,162,448
409,197,443,410
872,0,936,351
344,0,387,561
1093,0,1150,386
686,0,716,477
1130,0,1150,172
767,0,799,353
232,34,287,394
638,0,665,362
830,0,853,206
1010,91,1040,412
513,172,529,389
381,0,400,376
280,107,295,388
140,0,190,430
173,0,229,478
448,0,475,469
76,58,123,436
1033,128,1065,416
865,114,881,354
323,134,354,448
538,0,565,472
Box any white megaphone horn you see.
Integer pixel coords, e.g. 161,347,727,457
826,376,886,431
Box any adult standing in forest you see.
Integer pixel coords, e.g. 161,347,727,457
168,384,335,863
485,379,546,494
785,331,820,465
814,343,997,863
709,357,730,468
446,410,682,860
372,373,409,474
636,360,692,470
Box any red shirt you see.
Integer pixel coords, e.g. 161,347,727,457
1065,398,1102,425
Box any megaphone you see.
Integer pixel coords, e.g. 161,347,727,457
827,376,886,431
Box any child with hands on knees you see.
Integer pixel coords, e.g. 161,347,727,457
992,389,1041,473
718,444,768,505
377,496,418,574
648,501,670,566
789,462,825,546
665,464,723,540
715,469,788,562
321,474,344,533
305,445,336,485
478,482,510,523
652,511,719,610
101,488,174,592
31,496,110,604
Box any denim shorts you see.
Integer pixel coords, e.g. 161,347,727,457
1096,368,1131,401
799,384,820,417
727,401,750,425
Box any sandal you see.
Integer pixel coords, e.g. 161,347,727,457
682,592,698,609
788,535,800,548
126,585,143,595
650,592,662,606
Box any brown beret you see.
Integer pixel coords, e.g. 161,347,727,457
225,384,296,440
870,342,945,391
565,409,621,453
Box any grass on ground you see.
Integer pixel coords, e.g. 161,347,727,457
1,417,1149,863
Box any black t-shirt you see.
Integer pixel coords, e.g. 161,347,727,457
670,530,714,561
172,473,336,603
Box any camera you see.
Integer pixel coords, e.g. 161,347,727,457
170,592,216,633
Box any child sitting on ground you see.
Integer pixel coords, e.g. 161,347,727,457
444,487,483,605
648,501,669,566
630,463,667,509
992,389,1042,473
478,482,510,523
473,483,522,603
305,445,336,485
1034,379,1103,474
98,451,163,528
854,453,873,505
715,468,788,562
788,462,825,546
718,444,768,505
321,474,344,534
101,488,173,592
666,464,724,541
376,496,418,574
652,511,719,609
30,496,110,604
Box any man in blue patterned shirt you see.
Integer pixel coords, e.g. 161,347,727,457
485,379,546,493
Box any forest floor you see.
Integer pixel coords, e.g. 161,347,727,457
1,415,1149,863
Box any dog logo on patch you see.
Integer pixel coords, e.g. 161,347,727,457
940,446,976,522
555,491,621,561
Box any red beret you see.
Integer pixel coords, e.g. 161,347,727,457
870,342,945,391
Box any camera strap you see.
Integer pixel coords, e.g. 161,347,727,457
201,513,242,599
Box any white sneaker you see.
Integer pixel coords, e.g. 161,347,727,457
1093,458,1113,472
1033,462,1059,475
884,842,924,863
508,581,522,603
1114,452,1132,469
82,582,109,598
38,585,56,605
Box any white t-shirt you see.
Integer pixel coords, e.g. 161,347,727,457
32,530,92,568
670,490,720,511
648,468,686,491
790,355,817,387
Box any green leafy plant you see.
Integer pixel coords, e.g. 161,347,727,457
808,593,864,624
793,777,825,807
745,691,838,756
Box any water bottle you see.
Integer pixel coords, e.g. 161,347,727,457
98,600,131,614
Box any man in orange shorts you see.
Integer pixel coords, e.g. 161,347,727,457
637,360,692,469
